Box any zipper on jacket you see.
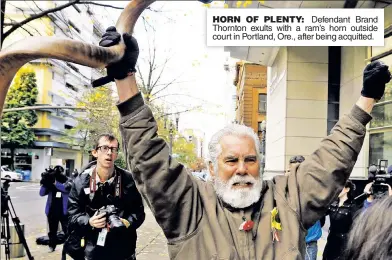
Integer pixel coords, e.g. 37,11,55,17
241,211,252,260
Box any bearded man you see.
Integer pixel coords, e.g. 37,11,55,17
96,27,391,259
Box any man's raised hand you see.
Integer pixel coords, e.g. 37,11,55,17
361,60,391,101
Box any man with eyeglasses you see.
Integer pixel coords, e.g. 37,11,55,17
66,133,145,260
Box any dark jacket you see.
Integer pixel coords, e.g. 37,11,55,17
67,162,145,260
39,179,72,216
117,93,370,259
323,200,357,260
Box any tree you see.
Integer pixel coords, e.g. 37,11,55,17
189,157,207,172
1,67,38,169
58,86,121,165
1,0,124,47
172,137,198,166
152,108,198,167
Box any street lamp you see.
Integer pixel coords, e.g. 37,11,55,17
259,120,266,174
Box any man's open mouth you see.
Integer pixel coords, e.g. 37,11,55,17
232,182,253,188
105,158,112,162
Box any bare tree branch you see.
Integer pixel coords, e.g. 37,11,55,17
78,2,124,10
141,16,156,33
156,106,202,119
152,78,194,97
3,0,80,40
19,25,34,36
150,93,216,105
30,0,70,36
136,64,147,94
6,3,43,36
4,14,41,36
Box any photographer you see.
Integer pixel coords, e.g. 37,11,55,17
66,134,145,260
363,181,392,210
322,180,358,260
39,165,72,256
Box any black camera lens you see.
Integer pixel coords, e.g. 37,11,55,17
108,215,126,230
97,205,126,231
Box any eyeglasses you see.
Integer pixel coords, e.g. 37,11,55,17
96,145,120,154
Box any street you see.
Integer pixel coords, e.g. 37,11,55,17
1,182,169,260
1,182,329,260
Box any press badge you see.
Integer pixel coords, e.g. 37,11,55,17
56,192,62,198
97,228,108,246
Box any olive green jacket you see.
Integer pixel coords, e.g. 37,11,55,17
118,93,371,260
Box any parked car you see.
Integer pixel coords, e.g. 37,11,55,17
14,165,32,181
1,166,23,181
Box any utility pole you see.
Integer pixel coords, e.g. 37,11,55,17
169,122,173,156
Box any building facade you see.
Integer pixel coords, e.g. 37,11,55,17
225,1,392,180
233,62,267,141
2,1,110,180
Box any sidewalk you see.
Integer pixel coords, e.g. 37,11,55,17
3,208,329,260
2,208,169,260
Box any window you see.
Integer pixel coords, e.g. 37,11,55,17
369,30,392,167
68,20,81,34
369,53,392,129
369,132,392,166
327,103,339,120
66,62,79,73
65,83,78,92
258,94,267,113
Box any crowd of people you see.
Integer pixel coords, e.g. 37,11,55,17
35,26,392,260
285,155,392,260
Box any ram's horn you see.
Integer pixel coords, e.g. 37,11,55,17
0,0,156,116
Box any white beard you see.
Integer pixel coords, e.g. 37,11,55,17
213,174,263,209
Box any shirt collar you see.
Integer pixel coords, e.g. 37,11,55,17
89,166,116,189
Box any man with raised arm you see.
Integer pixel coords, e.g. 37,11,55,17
97,27,391,259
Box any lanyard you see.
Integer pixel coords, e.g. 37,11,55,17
89,168,121,199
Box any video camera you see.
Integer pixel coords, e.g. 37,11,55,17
40,165,66,186
368,159,392,197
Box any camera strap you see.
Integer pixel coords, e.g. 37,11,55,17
89,168,121,201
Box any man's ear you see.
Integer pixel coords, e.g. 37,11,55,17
209,162,215,178
92,149,98,159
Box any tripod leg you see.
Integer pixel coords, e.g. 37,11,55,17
3,215,11,260
11,217,34,260
6,197,34,260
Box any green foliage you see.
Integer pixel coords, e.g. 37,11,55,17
152,105,198,167
1,67,38,147
60,87,121,155
114,152,127,169
173,137,197,166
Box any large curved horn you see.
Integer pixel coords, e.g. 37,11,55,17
0,0,155,116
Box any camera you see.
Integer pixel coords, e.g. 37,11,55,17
40,165,66,186
368,159,391,197
97,205,126,231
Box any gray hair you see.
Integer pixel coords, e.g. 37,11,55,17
208,124,261,173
